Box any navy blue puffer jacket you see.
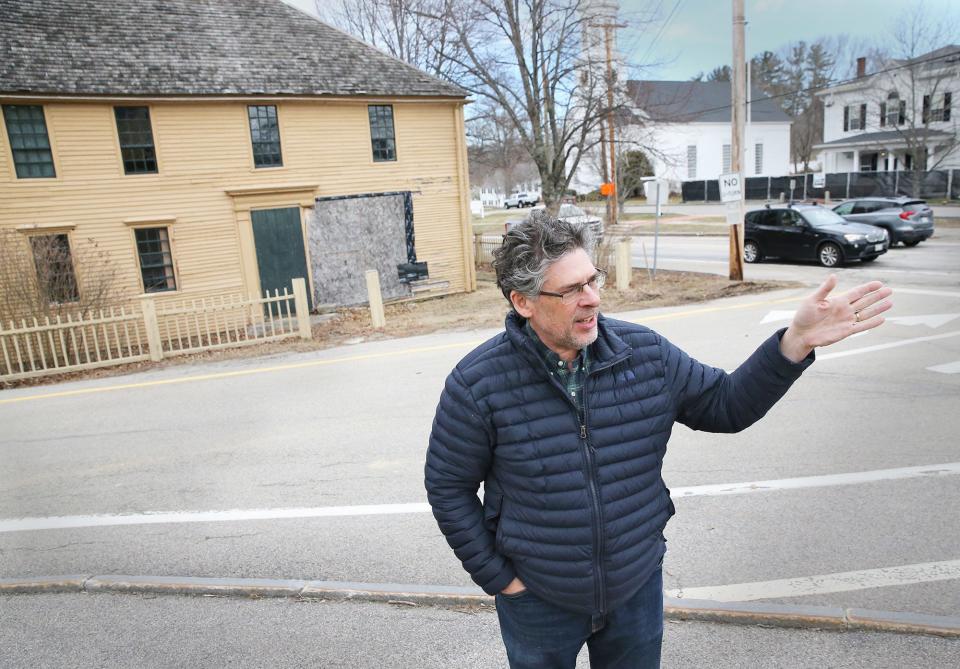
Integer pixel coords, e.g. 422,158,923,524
425,312,812,615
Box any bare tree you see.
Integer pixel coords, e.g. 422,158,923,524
467,100,537,192
0,230,123,326
433,0,617,209
318,0,466,80
859,7,960,195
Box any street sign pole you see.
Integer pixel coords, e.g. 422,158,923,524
729,0,746,281
653,180,661,278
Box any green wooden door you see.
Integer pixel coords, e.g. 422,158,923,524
251,207,311,311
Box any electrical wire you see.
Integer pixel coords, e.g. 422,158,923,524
638,0,685,67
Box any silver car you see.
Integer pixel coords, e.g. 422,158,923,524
832,197,935,246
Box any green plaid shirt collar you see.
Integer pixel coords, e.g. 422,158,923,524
524,320,590,417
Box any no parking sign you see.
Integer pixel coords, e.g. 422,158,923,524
719,172,742,203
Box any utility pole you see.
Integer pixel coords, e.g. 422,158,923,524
604,24,618,228
729,0,746,281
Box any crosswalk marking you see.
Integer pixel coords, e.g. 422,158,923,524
667,560,960,602
928,360,960,374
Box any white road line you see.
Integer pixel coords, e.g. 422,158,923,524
760,310,796,324
666,560,960,602
893,287,960,298
928,360,960,374
0,503,431,534
2,464,957,534
887,313,960,328
861,268,955,277
669,462,960,498
640,259,956,277
817,330,960,360
651,257,726,265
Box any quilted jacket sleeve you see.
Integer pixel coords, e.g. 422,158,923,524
661,328,814,433
424,367,516,595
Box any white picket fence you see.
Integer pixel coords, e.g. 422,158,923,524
0,278,312,383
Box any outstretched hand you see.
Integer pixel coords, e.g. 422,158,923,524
779,274,893,363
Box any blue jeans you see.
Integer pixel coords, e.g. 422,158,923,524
495,568,663,669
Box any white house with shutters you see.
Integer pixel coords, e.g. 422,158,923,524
603,80,792,191
814,46,959,173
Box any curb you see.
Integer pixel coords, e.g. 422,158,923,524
2,575,958,638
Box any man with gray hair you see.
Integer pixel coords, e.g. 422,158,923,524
425,211,891,668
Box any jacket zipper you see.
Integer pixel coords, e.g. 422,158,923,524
579,353,629,616
580,380,605,616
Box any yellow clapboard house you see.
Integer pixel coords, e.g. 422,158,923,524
0,0,474,334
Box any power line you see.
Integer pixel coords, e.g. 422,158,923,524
639,0,685,66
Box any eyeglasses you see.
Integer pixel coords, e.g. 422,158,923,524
538,269,607,305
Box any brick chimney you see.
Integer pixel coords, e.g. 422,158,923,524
856,57,866,78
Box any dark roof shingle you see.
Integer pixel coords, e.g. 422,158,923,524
626,80,791,123
0,0,467,98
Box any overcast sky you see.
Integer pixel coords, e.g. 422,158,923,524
284,0,959,81
619,0,959,80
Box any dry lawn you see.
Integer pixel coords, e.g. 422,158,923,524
3,269,800,389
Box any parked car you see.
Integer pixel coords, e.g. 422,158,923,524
511,203,604,243
743,204,889,267
832,197,935,246
504,192,539,208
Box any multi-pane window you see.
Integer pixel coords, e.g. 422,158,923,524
2,104,56,178
923,92,952,123
844,104,867,131
247,105,283,167
135,227,177,292
30,233,78,303
114,106,158,174
722,144,731,173
880,92,905,127
754,143,763,175
686,145,697,179
368,105,397,162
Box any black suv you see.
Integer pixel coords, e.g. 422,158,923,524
744,204,889,267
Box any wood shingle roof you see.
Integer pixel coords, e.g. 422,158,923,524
0,0,467,99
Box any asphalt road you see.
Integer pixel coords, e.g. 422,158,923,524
2,230,959,666
623,201,960,220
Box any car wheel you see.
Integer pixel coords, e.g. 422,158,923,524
904,240,920,247
818,242,843,267
743,240,762,263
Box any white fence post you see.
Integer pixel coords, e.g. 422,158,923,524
365,270,386,329
140,298,163,361
616,239,632,290
292,278,312,340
